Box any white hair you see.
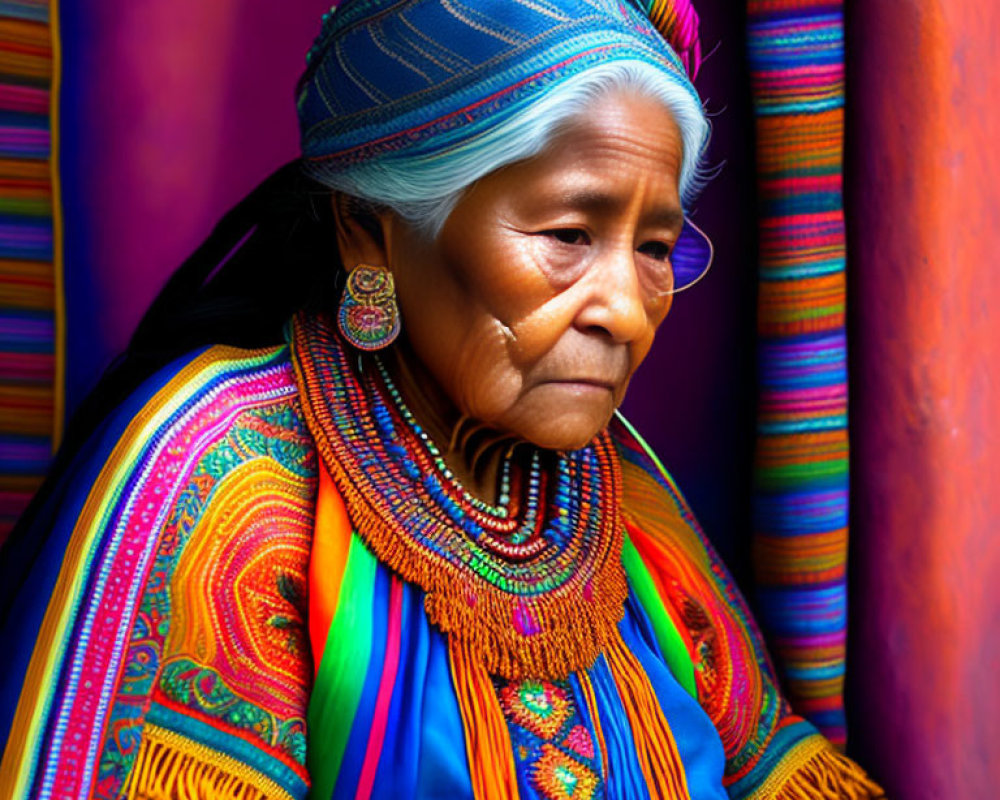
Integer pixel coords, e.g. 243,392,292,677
309,60,710,238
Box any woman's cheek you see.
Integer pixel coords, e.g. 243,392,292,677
506,290,582,363
449,319,525,422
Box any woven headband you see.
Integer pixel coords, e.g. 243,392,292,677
297,0,703,169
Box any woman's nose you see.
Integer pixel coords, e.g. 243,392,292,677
573,246,650,343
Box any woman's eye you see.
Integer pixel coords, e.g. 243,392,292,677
545,228,590,246
638,241,673,261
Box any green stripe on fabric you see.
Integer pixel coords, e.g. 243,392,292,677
621,535,697,699
613,412,673,488
306,533,378,799
613,413,697,696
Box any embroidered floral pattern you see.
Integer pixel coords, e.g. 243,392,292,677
497,677,604,800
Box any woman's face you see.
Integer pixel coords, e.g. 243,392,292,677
385,90,686,451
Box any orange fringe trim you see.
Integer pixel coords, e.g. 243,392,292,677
123,724,296,800
745,735,886,800
605,633,692,800
577,670,611,782
448,638,520,800
292,314,629,681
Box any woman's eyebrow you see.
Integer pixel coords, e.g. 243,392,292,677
647,205,685,230
547,187,684,229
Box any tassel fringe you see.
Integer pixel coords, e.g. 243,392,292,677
605,633,692,800
124,724,296,800
577,670,611,782
448,637,520,800
746,735,886,800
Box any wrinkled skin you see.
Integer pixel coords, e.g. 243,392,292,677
335,90,686,497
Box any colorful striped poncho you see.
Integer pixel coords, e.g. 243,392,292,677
0,315,881,799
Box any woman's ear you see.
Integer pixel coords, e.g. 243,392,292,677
330,193,392,269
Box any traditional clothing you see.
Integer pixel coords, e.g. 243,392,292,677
0,312,881,799
1,1,882,797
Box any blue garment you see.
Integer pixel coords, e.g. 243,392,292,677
329,556,727,799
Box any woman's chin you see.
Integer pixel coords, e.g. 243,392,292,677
515,409,613,452
469,381,619,452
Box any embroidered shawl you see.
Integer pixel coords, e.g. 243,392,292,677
0,341,881,799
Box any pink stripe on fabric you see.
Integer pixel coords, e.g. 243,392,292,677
764,176,841,193
354,576,404,800
0,353,54,380
762,388,846,401
761,386,848,407
758,75,844,90
755,64,844,81
0,84,50,114
761,211,842,228
771,631,846,649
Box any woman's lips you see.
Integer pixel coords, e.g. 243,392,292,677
541,378,617,392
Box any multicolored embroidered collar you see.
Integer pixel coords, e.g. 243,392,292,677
291,312,628,679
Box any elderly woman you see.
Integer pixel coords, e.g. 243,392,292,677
0,1,882,799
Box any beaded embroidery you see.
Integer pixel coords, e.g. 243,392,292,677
499,681,573,741
498,678,603,800
291,312,628,679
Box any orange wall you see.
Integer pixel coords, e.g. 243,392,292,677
847,1,1000,796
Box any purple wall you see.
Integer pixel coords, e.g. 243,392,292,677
61,0,332,412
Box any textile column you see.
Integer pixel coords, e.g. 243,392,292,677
747,0,848,745
0,0,61,546
847,0,1000,796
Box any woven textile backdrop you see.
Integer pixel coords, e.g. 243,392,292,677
2,1,999,798
0,2,58,542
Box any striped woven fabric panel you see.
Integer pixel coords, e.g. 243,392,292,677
747,0,848,746
0,0,58,546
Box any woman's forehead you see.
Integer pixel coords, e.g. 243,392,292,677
547,94,684,164
479,95,685,208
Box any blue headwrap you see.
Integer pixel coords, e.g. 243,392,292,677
296,0,712,290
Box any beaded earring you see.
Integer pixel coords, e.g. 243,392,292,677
337,263,401,351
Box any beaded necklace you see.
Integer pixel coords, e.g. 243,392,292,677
373,355,559,547
373,354,534,523
292,312,628,679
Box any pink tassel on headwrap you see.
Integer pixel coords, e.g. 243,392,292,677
645,0,704,79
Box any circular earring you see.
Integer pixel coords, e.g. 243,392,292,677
337,263,401,351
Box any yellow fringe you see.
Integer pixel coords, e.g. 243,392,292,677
745,735,886,800
577,670,610,783
605,633,691,800
123,724,296,800
448,637,520,800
